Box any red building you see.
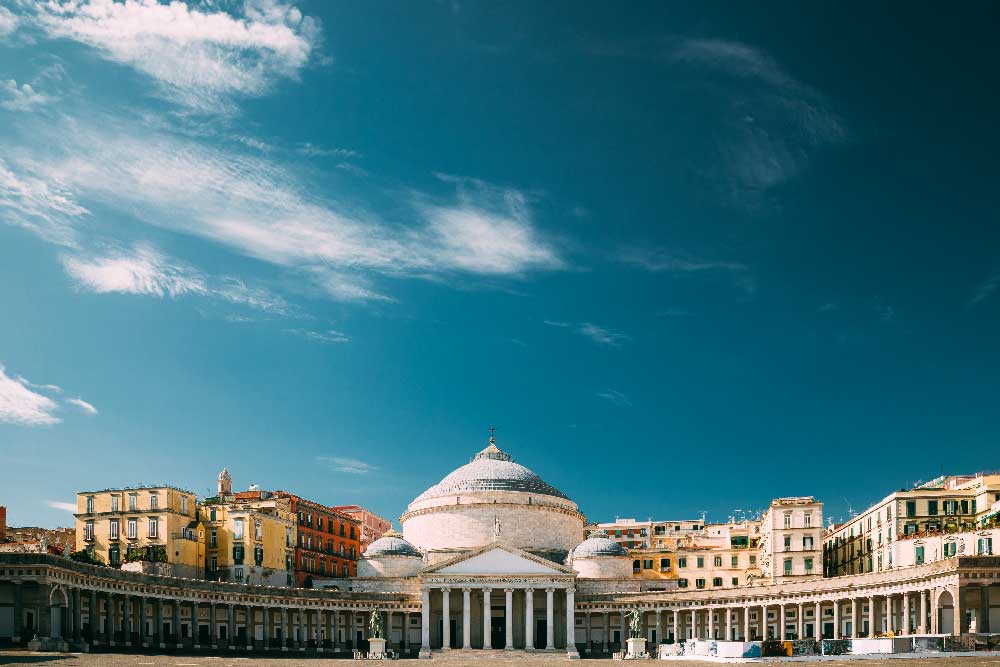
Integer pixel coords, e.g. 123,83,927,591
0,506,6,542
331,505,391,553
274,493,360,588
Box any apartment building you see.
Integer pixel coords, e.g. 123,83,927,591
823,472,1000,577
330,505,391,552
276,494,361,586
594,517,705,550
74,485,202,578
759,496,823,582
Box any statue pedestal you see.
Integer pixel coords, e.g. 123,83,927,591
626,637,646,658
368,637,387,659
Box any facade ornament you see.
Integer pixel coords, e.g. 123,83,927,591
368,605,383,639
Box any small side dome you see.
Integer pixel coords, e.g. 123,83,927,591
573,531,628,557
364,529,421,557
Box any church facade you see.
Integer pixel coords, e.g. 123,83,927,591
1,436,998,658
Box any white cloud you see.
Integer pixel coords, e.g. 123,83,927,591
970,273,1000,307
620,248,747,273
0,79,52,111
4,113,562,303
67,397,98,415
62,243,208,297
296,143,358,158
0,365,61,426
670,38,848,206
286,328,350,344
46,500,78,512
316,455,376,474
596,389,631,407
0,7,18,38
0,157,88,246
545,320,629,347
27,0,320,112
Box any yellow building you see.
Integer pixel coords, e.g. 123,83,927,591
74,485,203,579
201,473,295,587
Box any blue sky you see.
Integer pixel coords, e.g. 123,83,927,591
2,1,999,530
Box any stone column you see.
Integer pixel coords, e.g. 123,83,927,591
586,611,593,652
524,588,534,650
72,588,82,643
402,611,409,652
246,606,255,650
796,603,803,639
675,609,681,644
420,590,431,654
930,590,939,634
88,590,98,645
155,598,164,648
227,604,236,649
868,596,876,637
602,612,609,651
264,608,272,650
981,586,991,634
12,582,23,644
620,609,627,646
462,588,472,649
833,599,840,639
545,588,555,650
566,588,576,655
138,597,147,647
441,588,451,650
951,586,963,636
504,589,514,650
656,609,663,646
123,595,132,646
709,606,716,640
814,602,821,639
281,607,290,651
209,603,217,649
334,609,343,651
902,593,910,635
482,589,491,649
742,606,749,641
174,600,182,649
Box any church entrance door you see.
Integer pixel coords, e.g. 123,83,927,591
491,616,505,648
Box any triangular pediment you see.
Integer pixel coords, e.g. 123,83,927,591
423,542,573,575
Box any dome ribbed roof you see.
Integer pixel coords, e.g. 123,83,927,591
573,532,628,558
413,440,568,502
364,531,421,557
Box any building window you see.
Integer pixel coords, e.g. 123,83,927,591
783,558,793,575
714,556,723,567
915,545,924,565
148,517,158,538
678,557,687,568
342,564,348,577
978,538,992,555
150,494,158,509
805,557,813,572
235,567,243,582
109,518,119,539
233,545,245,564
254,520,262,541
350,525,356,539
85,520,94,541
695,578,706,589
128,493,137,511
86,496,94,513
712,577,723,587
927,500,938,516
784,536,791,548
803,535,814,549
181,496,188,514
749,555,756,565
804,513,812,527
732,577,739,586
906,500,916,517
696,556,704,568
210,530,217,548
127,518,137,539
944,542,957,558
109,546,120,566
642,559,653,570
111,495,119,512
731,555,738,567
234,519,244,540
255,546,264,566
784,513,792,528
210,556,218,571
677,579,688,588
660,558,670,571
633,559,641,573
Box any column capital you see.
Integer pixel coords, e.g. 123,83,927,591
504,588,515,594
525,588,534,594
462,588,471,593
441,587,451,593
482,587,492,594
545,587,555,593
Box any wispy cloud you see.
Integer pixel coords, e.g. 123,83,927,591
63,243,207,297
969,272,1000,307
25,0,320,112
0,157,88,246
0,7,18,38
620,248,747,274
316,455,376,474
0,365,61,426
545,320,629,347
296,143,359,159
669,38,848,207
46,500,77,512
67,397,98,415
596,389,631,407
1,79,52,111
285,328,350,344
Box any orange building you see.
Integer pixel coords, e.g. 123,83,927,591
331,504,391,552
274,493,360,587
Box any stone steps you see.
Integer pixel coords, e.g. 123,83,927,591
430,648,567,660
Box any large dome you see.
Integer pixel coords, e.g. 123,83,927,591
573,534,628,557
414,442,568,502
365,531,421,557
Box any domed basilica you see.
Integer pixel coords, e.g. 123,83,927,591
350,433,635,658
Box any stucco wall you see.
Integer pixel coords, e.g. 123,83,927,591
572,556,632,579
358,555,423,578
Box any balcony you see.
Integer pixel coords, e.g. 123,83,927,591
171,532,199,542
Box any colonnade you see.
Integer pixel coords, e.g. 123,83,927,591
419,586,575,652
